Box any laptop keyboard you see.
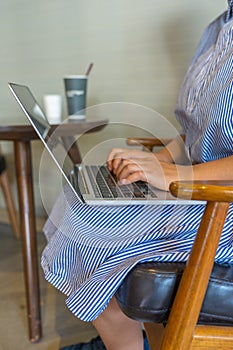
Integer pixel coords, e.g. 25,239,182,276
85,165,157,199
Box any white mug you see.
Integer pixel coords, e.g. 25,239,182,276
43,94,62,124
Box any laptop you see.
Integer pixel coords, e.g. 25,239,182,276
9,82,204,206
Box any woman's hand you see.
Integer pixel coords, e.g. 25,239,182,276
107,148,190,191
107,149,153,172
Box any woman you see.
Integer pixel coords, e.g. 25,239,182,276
41,2,233,349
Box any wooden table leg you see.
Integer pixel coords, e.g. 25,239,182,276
61,135,82,164
14,140,42,342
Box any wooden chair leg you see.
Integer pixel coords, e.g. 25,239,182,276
144,322,165,350
0,170,20,238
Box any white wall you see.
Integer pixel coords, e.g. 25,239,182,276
0,0,227,216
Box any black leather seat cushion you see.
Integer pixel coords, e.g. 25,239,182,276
116,262,233,326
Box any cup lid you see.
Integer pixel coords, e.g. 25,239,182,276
64,75,87,79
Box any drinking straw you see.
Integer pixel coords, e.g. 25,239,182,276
85,62,94,76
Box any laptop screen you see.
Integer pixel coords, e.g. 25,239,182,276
8,82,76,192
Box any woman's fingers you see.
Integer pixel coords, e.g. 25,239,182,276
107,148,150,173
118,171,146,185
107,148,125,172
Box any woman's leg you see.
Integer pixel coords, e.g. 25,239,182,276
92,296,144,350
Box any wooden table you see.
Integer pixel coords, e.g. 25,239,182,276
0,120,107,342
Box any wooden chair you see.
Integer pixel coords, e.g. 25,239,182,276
126,137,172,151
115,138,233,349
0,152,20,238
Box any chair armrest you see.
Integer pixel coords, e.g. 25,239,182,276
127,137,172,151
161,179,232,349
170,180,233,203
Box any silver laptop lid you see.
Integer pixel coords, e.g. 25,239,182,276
8,82,83,202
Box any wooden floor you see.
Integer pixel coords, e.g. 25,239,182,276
0,217,97,350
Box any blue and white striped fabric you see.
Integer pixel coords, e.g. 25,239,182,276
41,10,233,322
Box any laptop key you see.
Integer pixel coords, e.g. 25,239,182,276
89,165,116,198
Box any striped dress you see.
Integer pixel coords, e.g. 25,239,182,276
41,9,233,322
